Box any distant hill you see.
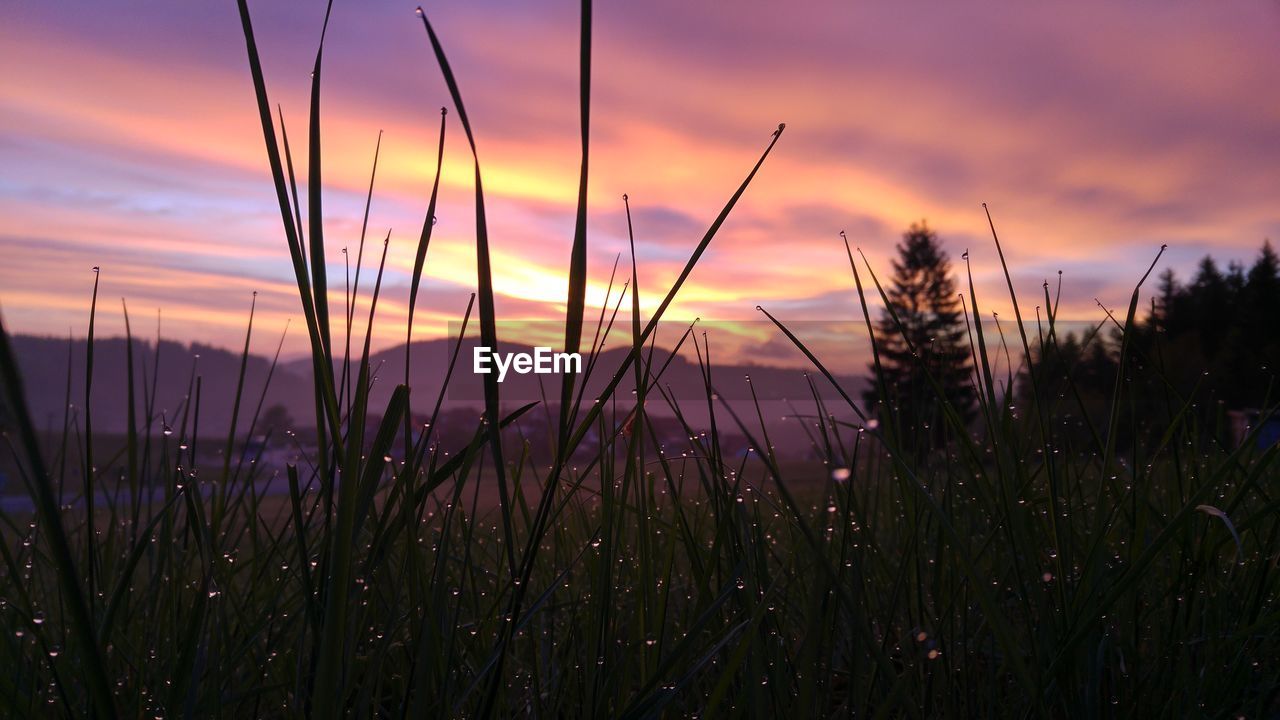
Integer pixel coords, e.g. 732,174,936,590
4,334,312,434
292,337,869,411
3,334,868,437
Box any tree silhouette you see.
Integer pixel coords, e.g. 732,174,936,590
864,221,975,451
260,403,295,444
1017,239,1280,449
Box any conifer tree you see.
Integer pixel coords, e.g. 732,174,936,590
864,221,975,450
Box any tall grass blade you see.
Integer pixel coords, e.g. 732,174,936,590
83,266,100,604
558,0,592,439
307,0,336,361
406,107,448,452
415,4,517,581
0,312,117,718
234,0,342,454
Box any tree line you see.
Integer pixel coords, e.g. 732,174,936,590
863,221,1279,452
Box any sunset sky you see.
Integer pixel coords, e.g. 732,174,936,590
2,2,1278,364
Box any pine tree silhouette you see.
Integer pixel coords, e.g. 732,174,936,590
864,221,975,452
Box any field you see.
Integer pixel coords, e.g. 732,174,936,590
1,2,1278,718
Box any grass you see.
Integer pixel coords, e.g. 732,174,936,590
1,1,1278,717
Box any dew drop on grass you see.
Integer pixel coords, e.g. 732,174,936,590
32,611,45,625
831,467,851,481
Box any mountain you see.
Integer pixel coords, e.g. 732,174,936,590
3,334,868,436
289,337,867,411
3,334,312,434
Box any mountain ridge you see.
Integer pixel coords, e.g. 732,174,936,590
3,334,869,433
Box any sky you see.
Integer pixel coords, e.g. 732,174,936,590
2,1,1279,368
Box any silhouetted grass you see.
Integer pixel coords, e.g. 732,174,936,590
0,2,1277,717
